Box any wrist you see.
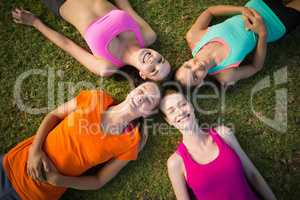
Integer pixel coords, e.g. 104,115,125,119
240,6,247,13
258,31,267,38
32,18,42,28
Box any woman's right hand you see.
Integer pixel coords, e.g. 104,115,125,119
27,146,52,182
11,8,39,26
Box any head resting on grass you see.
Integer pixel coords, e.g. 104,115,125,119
127,48,171,81
175,57,208,87
160,88,197,132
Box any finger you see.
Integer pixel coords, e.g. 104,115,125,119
35,165,44,181
249,8,259,17
42,158,50,172
13,19,22,24
12,11,21,19
16,8,22,13
243,10,254,18
26,165,31,177
11,10,19,17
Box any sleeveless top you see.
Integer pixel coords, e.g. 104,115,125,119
176,128,258,200
84,9,145,67
192,0,286,75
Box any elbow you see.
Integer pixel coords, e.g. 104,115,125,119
96,69,115,77
254,63,264,71
146,30,157,46
218,77,235,87
185,29,193,44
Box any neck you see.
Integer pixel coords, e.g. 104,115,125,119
181,123,207,146
195,49,217,70
102,101,137,130
123,43,141,70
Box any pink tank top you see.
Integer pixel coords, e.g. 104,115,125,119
84,10,145,67
176,128,259,200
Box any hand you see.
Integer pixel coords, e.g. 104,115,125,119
241,7,254,19
27,147,52,182
243,8,267,37
11,8,39,26
45,159,62,186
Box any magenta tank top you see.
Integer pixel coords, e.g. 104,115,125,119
84,10,145,67
176,128,259,200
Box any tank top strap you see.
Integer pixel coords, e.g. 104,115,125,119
176,142,194,168
208,128,225,152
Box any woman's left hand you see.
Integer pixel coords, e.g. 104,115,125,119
244,8,267,37
44,159,63,186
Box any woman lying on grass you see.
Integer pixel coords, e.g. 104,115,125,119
175,0,300,87
160,90,277,200
12,0,170,80
0,82,160,200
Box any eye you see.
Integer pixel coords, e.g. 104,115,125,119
168,108,175,114
158,56,165,64
179,102,187,107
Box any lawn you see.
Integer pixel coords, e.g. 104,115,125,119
0,0,299,199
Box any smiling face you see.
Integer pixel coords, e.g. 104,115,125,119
160,92,196,131
125,82,161,117
137,48,171,81
175,58,208,87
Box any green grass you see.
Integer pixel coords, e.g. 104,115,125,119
1,0,299,199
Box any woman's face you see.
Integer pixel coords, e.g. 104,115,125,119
160,93,196,131
138,48,171,81
125,82,161,117
175,58,208,86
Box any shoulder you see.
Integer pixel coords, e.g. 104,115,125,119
214,125,237,145
167,153,183,171
186,28,208,50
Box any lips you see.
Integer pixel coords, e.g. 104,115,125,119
143,52,152,64
177,113,191,123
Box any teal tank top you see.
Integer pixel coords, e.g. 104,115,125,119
192,0,286,75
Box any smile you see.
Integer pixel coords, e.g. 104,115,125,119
143,52,152,64
177,113,191,123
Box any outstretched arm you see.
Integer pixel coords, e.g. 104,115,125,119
114,0,157,46
12,8,115,77
46,159,130,190
215,126,277,200
167,154,190,200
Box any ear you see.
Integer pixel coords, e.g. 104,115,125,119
139,71,147,80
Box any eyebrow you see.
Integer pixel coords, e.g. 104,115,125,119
166,106,174,112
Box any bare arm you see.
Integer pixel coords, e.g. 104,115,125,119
186,5,252,48
167,154,190,200
12,8,115,77
215,9,267,85
47,159,129,190
215,126,277,200
114,0,157,46
27,97,77,182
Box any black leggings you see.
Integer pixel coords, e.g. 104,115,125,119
42,0,65,16
264,0,300,34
